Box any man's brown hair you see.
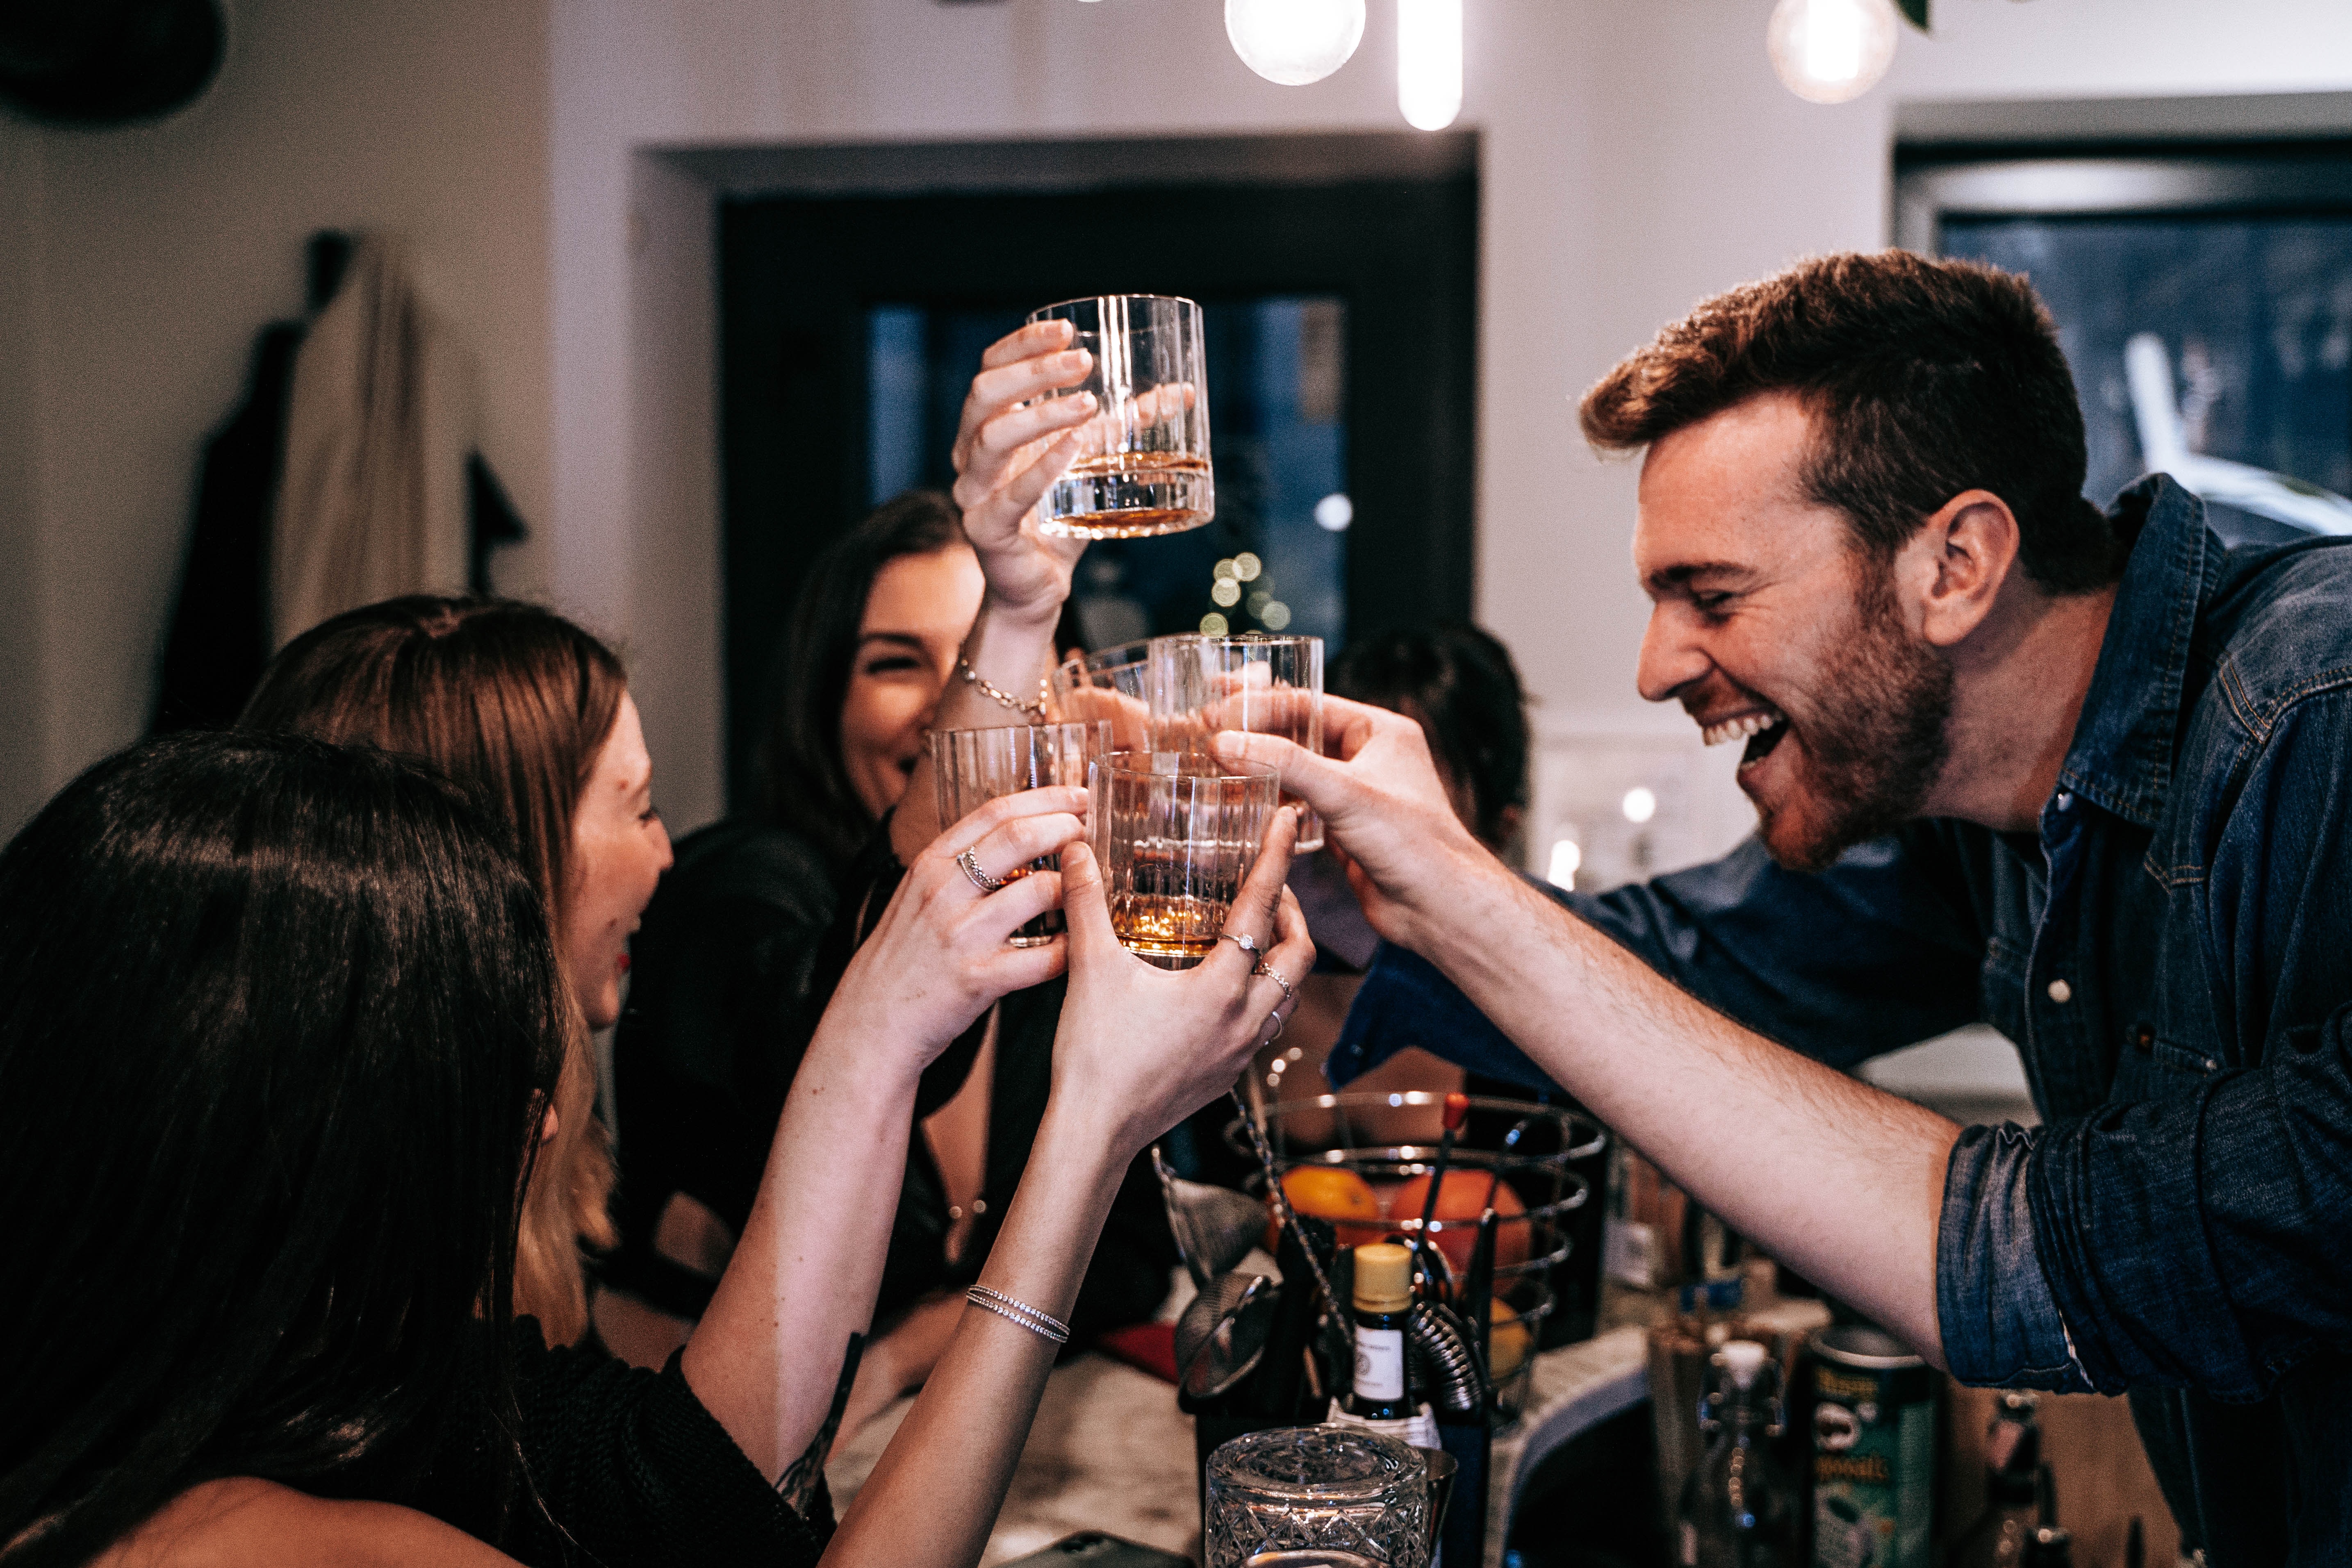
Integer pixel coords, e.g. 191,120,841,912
1580,250,2122,594
240,595,625,1345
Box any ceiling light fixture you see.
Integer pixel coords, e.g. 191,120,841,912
1225,0,1366,86
1766,0,1898,105
1396,0,1462,130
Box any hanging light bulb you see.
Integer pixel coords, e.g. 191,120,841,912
1766,0,1898,105
1396,0,1462,130
1226,0,1366,86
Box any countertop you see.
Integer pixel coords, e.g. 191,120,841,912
825,1280,1825,1567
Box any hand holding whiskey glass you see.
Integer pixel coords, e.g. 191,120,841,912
1087,751,1281,969
931,722,1112,946
1148,633,1325,852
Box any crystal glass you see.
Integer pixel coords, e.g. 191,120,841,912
1048,640,1154,753
1027,294,1214,539
1148,633,1324,852
930,721,1110,946
1087,751,1280,969
1204,1427,1432,1568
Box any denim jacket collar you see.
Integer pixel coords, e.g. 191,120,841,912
2054,476,2224,831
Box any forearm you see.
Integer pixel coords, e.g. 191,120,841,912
1404,852,1958,1361
892,596,1063,862
823,1104,1124,1568
683,1017,925,1480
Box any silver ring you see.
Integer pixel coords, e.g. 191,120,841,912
1259,1009,1286,1047
1221,931,1259,955
956,847,1006,894
1250,957,1296,1009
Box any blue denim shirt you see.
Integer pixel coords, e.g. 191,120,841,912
1333,478,2352,1563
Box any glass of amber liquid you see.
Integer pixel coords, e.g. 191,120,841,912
1027,295,1214,539
931,721,1111,946
1087,751,1280,969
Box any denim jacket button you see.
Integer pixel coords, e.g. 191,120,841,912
2054,790,2074,812
2047,978,2074,1004
2134,1023,2155,1053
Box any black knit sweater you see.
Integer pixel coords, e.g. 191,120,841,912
479,1319,831,1568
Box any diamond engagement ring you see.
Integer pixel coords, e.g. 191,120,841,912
956,848,1006,894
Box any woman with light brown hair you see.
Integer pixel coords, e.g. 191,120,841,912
239,595,670,1345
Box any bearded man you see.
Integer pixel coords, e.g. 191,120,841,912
1224,251,2352,1565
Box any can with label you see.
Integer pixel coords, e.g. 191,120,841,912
1806,1325,1937,1568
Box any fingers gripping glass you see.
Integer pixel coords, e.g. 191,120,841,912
1027,295,1214,539
1147,633,1324,852
1086,751,1281,970
1048,639,1154,753
931,722,1111,946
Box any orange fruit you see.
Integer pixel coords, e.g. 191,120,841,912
1264,1165,1386,1253
1390,1170,1529,1276
1487,1300,1534,1381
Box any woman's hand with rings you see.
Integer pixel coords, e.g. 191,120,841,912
1220,931,1296,1044
1046,806,1316,1163
824,786,1089,1081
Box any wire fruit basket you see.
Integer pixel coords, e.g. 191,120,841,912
1226,1091,1600,1286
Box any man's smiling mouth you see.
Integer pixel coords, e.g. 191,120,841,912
1699,706,1791,769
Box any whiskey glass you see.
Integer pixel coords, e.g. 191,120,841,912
930,721,1111,946
1086,750,1280,969
1027,294,1214,539
1047,639,1154,752
1147,633,1324,852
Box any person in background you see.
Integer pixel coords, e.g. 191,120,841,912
0,729,1309,1567
240,596,668,1347
602,488,1175,1444
597,492,979,1359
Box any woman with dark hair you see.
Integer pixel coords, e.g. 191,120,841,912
599,492,975,1360
0,730,1310,1567
601,491,1163,1419
240,594,666,1347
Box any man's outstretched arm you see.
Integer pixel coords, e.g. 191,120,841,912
1221,699,1960,1363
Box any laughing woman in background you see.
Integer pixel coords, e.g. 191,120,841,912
597,490,981,1356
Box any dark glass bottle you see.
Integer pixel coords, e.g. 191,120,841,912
1345,1242,1414,1422
1676,1340,1795,1567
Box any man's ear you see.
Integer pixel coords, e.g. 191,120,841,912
1906,488,2019,649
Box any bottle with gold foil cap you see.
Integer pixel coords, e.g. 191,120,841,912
1345,1242,1414,1422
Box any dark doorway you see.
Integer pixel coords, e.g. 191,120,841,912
716,146,1478,806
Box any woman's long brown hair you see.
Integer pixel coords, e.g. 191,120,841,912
240,595,624,1344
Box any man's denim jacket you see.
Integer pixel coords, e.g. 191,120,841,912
1334,478,2352,1563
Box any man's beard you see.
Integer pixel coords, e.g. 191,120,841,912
1757,565,1954,873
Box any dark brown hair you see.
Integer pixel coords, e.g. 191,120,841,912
0,732,565,1566
239,595,623,1344
754,490,965,862
1579,250,2121,594
1332,624,1530,856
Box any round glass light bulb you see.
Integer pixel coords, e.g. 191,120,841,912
1226,0,1366,86
1766,0,1898,105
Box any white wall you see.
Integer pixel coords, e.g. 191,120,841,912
10,0,2352,839
0,0,551,831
